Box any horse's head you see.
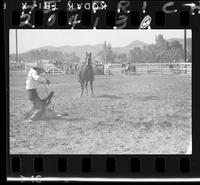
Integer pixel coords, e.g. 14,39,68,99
88,53,92,65
85,52,92,66
85,51,91,57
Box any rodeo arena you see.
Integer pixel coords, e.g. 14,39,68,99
9,30,192,155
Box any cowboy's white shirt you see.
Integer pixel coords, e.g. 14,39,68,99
26,68,46,90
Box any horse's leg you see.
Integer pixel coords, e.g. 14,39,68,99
81,82,84,97
90,80,94,96
85,81,88,96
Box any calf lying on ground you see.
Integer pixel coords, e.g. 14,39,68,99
24,91,64,121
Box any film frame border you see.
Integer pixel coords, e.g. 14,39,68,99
3,0,200,181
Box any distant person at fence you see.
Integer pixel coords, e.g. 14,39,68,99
75,62,78,73
26,62,51,120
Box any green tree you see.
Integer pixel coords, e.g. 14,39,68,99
116,53,128,63
107,42,115,63
129,47,144,63
169,40,182,50
97,41,115,63
155,34,169,50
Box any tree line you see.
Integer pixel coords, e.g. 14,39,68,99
97,35,192,64
10,49,80,64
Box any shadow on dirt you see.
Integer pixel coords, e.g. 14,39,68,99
24,116,86,122
97,94,122,99
136,95,160,101
64,117,86,122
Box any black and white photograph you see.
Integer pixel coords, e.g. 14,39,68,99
9,29,192,154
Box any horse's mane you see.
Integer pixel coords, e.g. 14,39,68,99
87,53,92,67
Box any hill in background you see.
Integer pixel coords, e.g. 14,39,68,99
10,38,191,63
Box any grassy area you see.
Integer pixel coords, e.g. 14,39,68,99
9,72,191,154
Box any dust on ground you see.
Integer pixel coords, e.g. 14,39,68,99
9,72,191,154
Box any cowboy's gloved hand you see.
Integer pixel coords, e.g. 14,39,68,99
46,79,51,85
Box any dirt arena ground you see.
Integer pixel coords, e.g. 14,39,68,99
9,72,192,154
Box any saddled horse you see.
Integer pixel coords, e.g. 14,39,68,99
78,52,95,97
129,64,136,75
124,63,136,75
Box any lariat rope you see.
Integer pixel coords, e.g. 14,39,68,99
43,72,55,111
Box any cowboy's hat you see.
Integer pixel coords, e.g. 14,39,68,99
34,61,45,73
35,61,44,68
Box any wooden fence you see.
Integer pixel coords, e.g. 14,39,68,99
110,63,192,75
10,62,192,75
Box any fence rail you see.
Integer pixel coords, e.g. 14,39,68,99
9,63,192,75
110,63,192,75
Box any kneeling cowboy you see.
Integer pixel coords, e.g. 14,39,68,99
26,63,51,120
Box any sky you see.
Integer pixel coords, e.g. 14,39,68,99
9,29,192,54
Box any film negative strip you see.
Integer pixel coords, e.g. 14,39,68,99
3,0,200,182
